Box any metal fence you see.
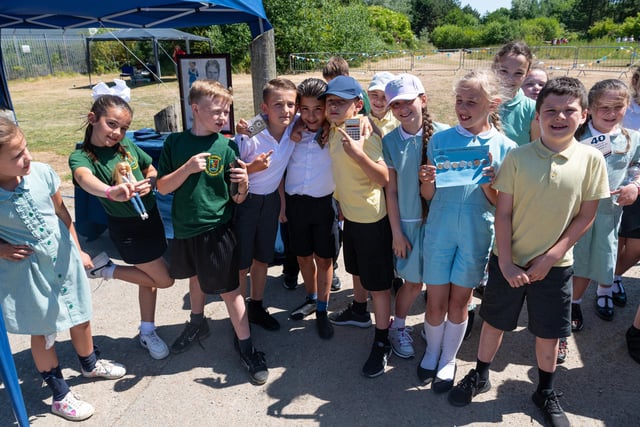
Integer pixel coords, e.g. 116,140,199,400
1,33,87,80
290,45,639,77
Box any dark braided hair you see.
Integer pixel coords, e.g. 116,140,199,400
575,79,631,153
420,102,435,221
82,95,133,162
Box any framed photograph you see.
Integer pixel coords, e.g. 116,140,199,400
177,54,234,133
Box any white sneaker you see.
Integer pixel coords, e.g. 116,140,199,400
52,391,95,421
389,325,415,358
81,359,126,379
86,252,113,279
140,330,170,360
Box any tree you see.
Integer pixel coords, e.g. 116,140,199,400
411,0,461,36
511,0,540,20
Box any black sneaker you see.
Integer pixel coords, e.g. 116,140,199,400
282,273,299,290
239,348,269,385
290,298,317,320
626,326,640,364
316,311,334,339
331,275,342,291
532,390,570,427
362,341,391,378
571,303,584,332
171,319,211,354
329,303,372,328
248,304,280,331
448,369,491,407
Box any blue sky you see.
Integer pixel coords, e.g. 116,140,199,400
462,0,512,15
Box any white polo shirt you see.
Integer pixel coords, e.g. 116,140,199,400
285,130,335,197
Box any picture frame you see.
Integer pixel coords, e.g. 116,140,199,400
176,53,234,133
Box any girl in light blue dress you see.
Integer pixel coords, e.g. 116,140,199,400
569,80,640,342
0,118,125,421
418,70,517,392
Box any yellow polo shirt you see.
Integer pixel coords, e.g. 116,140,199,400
492,139,610,267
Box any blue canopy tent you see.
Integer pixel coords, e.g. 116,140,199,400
0,2,272,425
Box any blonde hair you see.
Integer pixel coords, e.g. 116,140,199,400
112,161,133,185
189,79,233,106
455,69,505,133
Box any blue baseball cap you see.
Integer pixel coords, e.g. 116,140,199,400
321,75,363,100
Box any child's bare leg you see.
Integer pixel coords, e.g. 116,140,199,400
249,260,268,301
31,335,60,372
352,274,368,304
315,256,333,304
112,258,173,289
239,268,250,298
572,276,590,302
394,281,422,320
298,255,318,295
189,276,206,315
138,287,158,323
535,337,559,373
221,288,250,340
69,321,93,357
370,289,391,330
477,321,504,363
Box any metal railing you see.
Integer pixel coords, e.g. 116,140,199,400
290,45,639,77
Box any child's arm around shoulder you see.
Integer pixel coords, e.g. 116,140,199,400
336,127,388,187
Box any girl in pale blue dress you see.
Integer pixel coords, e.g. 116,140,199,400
418,70,517,392
0,118,125,421
569,80,640,344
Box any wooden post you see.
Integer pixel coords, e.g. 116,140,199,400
154,104,179,132
250,29,276,115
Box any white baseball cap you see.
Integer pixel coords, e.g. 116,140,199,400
368,72,396,92
384,74,425,107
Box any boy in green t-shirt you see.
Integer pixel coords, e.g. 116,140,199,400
156,79,268,385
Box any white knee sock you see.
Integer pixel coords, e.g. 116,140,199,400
420,320,445,370
437,319,467,381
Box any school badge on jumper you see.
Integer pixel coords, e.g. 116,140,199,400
205,154,223,176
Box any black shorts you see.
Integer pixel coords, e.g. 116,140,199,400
285,193,336,259
107,206,167,264
233,191,280,269
169,224,239,295
343,216,393,292
619,198,640,237
479,255,572,339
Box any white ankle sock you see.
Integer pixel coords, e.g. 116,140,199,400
102,264,116,280
392,317,406,329
140,321,155,335
437,319,467,380
420,320,444,370
612,279,621,293
597,285,613,308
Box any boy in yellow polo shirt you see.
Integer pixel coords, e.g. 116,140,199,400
448,77,609,427
322,76,394,377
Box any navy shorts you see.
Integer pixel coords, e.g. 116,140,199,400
285,193,336,259
233,191,281,269
169,224,240,294
107,206,167,264
343,216,393,292
480,255,572,339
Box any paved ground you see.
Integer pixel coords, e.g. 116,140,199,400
2,198,640,426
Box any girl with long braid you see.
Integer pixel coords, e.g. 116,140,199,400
382,74,449,359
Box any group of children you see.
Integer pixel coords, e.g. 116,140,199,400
2,39,640,425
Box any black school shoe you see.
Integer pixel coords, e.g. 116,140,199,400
432,364,456,394
627,326,640,364
532,390,570,427
612,279,627,307
595,295,614,321
362,341,391,378
248,303,281,331
316,311,334,339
